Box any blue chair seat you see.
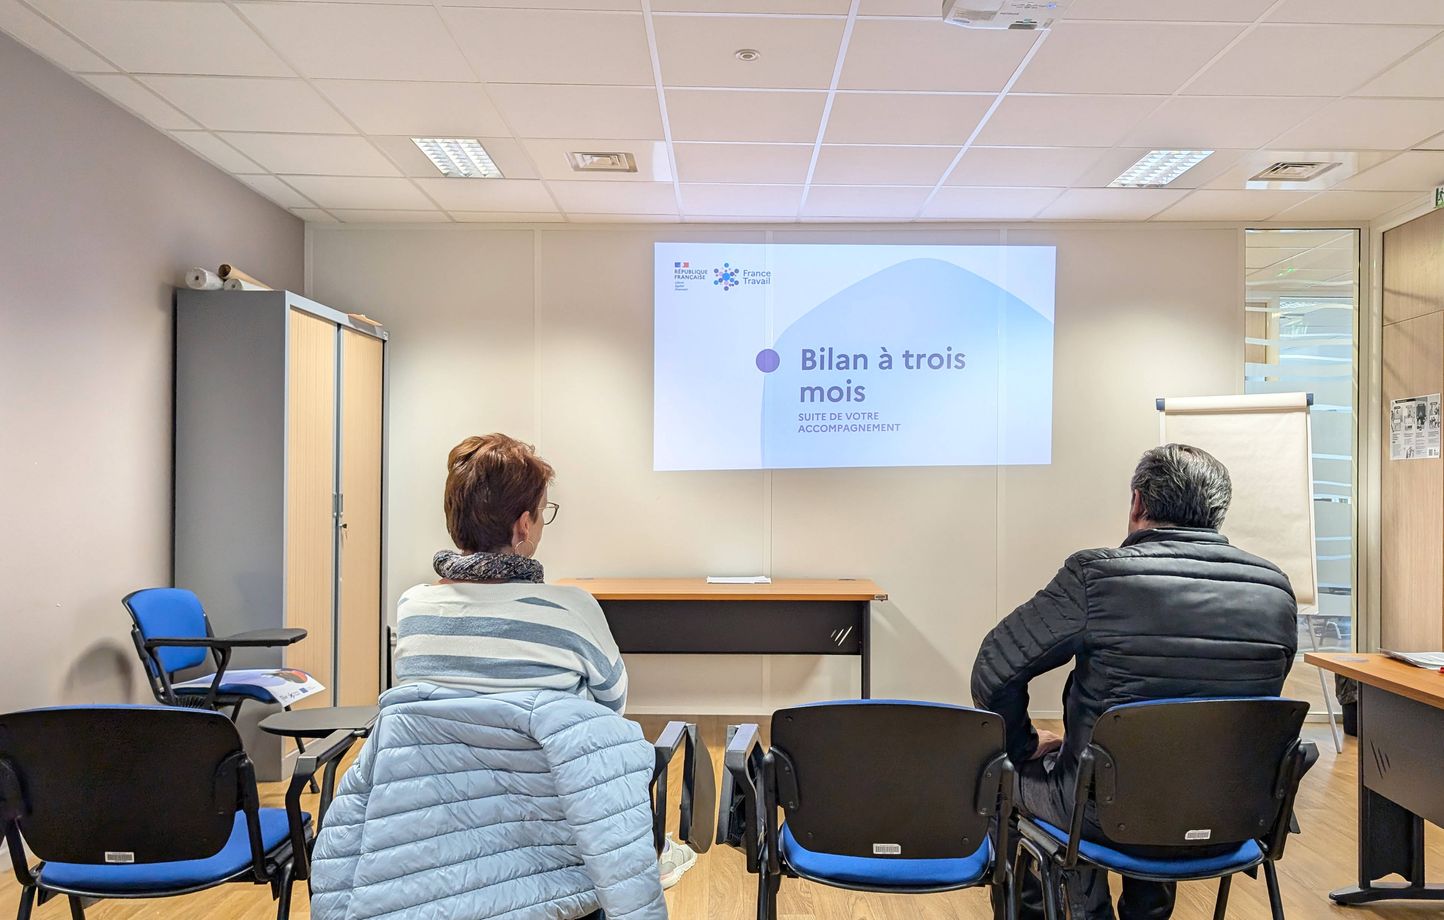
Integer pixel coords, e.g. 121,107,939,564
39,809,306,894
780,825,991,889
1033,820,1262,878
173,679,279,704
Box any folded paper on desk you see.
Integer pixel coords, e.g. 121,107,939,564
173,668,325,707
706,575,772,585
1383,649,1444,669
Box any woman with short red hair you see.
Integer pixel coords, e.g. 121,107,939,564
392,433,629,712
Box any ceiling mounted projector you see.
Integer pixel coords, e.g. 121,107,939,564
942,0,1068,29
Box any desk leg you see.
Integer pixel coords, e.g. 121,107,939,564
1330,695,1444,905
860,601,871,700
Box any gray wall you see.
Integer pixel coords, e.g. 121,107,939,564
0,34,304,712
310,223,1243,715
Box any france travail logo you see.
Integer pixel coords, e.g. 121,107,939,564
713,262,740,291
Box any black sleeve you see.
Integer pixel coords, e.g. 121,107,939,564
970,555,1090,764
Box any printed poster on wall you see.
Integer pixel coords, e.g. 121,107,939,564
1389,394,1440,460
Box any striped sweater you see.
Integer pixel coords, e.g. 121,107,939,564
394,582,628,713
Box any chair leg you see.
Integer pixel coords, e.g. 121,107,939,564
1263,861,1285,920
15,886,35,920
1213,875,1232,920
1040,862,1064,920
755,866,780,920
275,862,295,920
66,896,85,920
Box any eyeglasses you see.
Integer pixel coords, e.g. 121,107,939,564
542,501,559,525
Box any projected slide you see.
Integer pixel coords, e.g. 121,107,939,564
654,243,1055,471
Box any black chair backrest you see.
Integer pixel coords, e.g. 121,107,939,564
1086,698,1308,849
770,701,1005,860
0,706,253,864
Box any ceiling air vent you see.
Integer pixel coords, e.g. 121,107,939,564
942,0,1069,30
1250,162,1341,182
567,152,637,173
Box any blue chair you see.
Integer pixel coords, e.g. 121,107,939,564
720,700,1015,920
1015,698,1317,920
123,588,311,719
0,705,358,919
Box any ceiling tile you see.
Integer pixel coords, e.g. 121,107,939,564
811,145,958,185
1121,96,1326,150
0,0,111,71
1202,150,1394,190
371,135,537,180
840,18,1035,92
1154,189,1314,220
236,175,315,209
315,81,509,137
170,131,262,174
282,176,432,210
140,76,352,133
975,94,1160,147
802,185,932,218
667,89,825,142
1275,190,1423,220
412,177,557,211
333,209,450,223
680,183,802,217
218,133,399,177
654,14,843,90
1267,0,1444,25
1063,0,1275,19
1340,151,1444,190
856,0,935,13
30,0,290,76
550,180,679,214
442,8,653,85
451,211,569,222
1184,24,1440,97
825,92,992,146
946,146,1102,187
656,0,846,9
673,143,813,184
1074,147,1244,189
443,0,638,8
487,84,661,139
920,187,1062,220
1356,36,1444,97
1014,22,1243,95
1271,98,1444,151
289,208,337,223
521,138,672,181
1036,188,1189,220
237,3,472,81
81,74,197,130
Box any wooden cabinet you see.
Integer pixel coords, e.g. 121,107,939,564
175,291,387,756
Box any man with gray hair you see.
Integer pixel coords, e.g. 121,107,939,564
972,444,1298,920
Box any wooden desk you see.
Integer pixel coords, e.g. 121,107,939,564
558,578,885,698
1307,652,1444,906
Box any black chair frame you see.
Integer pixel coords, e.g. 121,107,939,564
724,719,1016,920
650,721,716,856
1,717,361,920
1014,729,1317,920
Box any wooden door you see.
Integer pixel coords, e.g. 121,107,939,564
285,309,338,707
337,329,384,706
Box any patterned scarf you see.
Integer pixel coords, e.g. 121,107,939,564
433,550,545,584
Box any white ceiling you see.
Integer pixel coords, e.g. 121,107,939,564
6,0,1444,223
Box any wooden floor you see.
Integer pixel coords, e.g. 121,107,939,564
3,717,1439,920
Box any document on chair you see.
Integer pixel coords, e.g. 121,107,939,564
706,576,772,585
173,668,326,706
1382,649,1444,669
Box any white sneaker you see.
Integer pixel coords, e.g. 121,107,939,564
658,836,698,890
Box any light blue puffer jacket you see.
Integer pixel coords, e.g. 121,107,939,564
310,684,667,920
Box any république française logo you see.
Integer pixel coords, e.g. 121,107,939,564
672,259,772,291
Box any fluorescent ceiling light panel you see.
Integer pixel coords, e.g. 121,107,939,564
1109,150,1213,188
412,138,503,179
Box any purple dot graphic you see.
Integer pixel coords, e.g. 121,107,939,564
755,348,780,373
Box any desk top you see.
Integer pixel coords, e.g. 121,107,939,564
555,577,884,602
1307,652,1444,711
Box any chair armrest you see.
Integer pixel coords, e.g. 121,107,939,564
650,721,689,854
285,728,363,880
720,724,764,872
